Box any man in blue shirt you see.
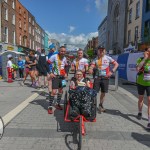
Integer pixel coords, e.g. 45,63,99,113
47,44,58,96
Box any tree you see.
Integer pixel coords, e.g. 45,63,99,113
86,48,94,59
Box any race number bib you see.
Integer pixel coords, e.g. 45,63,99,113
143,73,150,81
98,69,106,76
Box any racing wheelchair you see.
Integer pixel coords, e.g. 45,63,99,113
64,85,97,150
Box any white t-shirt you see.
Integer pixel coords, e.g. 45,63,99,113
72,58,88,70
48,54,67,75
7,60,13,68
91,55,115,76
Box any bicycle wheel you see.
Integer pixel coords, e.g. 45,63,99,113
64,91,68,118
78,116,82,150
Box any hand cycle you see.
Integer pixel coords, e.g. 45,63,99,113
64,84,97,150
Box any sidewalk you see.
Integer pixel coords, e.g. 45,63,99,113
0,78,149,150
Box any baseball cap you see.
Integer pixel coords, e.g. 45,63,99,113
49,43,55,49
97,45,105,49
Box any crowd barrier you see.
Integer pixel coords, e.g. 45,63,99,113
111,52,144,83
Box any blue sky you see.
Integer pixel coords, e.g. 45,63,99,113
20,0,108,50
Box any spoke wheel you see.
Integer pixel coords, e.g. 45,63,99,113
64,91,68,118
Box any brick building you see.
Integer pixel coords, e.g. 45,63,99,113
16,0,29,52
1,0,17,51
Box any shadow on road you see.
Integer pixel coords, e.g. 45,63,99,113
131,132,150,148
105,109,148,130
54,109,79,150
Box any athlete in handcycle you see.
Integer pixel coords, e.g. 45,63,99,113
64,70,97,149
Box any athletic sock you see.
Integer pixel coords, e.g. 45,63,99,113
56,93,62,104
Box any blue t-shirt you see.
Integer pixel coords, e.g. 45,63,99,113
18,60,25,69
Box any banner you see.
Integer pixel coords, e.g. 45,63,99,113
117,53,129,80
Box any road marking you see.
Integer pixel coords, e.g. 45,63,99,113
2,90,43,126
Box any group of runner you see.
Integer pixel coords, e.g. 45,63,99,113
46,45,119,116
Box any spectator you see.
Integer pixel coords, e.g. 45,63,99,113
136,47,150,129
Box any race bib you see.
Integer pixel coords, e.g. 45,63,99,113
143,73,150,81
98,69,106,76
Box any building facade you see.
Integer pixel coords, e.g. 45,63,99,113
1,0,17,52
126,0,143,49
28,11,36,51
106,0,127,54
44,32,49,54
16,0,29,52
98,16,107,49
141,0,150,46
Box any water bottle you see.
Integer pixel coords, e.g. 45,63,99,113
62,79,66,87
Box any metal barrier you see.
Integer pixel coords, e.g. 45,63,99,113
109,70,119,91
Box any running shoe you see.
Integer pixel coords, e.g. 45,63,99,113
147,123,150,129
55,104,63,110
48,107,53,114
99,104,106,113
137,112,142,120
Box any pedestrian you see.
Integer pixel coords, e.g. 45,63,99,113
47,46,68,114
88,45,119,113
47,44,58,95
37,49,49,88
7,54,13,83
18,56,25,80
136,47,150,129
71,48,89,78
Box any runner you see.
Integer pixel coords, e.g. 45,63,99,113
136,47,150,129
47,44,58,95
47,46,68,114
88,45,119,113
71,49,89,78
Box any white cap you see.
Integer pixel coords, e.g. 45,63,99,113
7,54,12,58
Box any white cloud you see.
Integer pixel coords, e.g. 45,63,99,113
95,0,108,15
69,26,75,33
46,31,98,51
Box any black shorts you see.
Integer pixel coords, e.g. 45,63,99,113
52,76,64,89
137,84,150,96
93,77,109,93
38,71,47,76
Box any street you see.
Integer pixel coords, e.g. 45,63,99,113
0,75,150,150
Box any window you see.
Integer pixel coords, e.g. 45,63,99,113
19,19,21,28
146,0,150,12
4,8,8,20
129,8,132,23
29,17,31,23
32,29,34,36
12,31,15,45
128,30,131,44
12,1,15,9
29,26,31,34
24,12,26,18
130,0,133,4
19,7,21,14
32,41,35,49
136,1,140,19
32,20,34,26
12,14,15,25
19,35,22,45
134,26,139,42
4,27,8,43
29,39,32,49
144,20,150,37
24,23,26,31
